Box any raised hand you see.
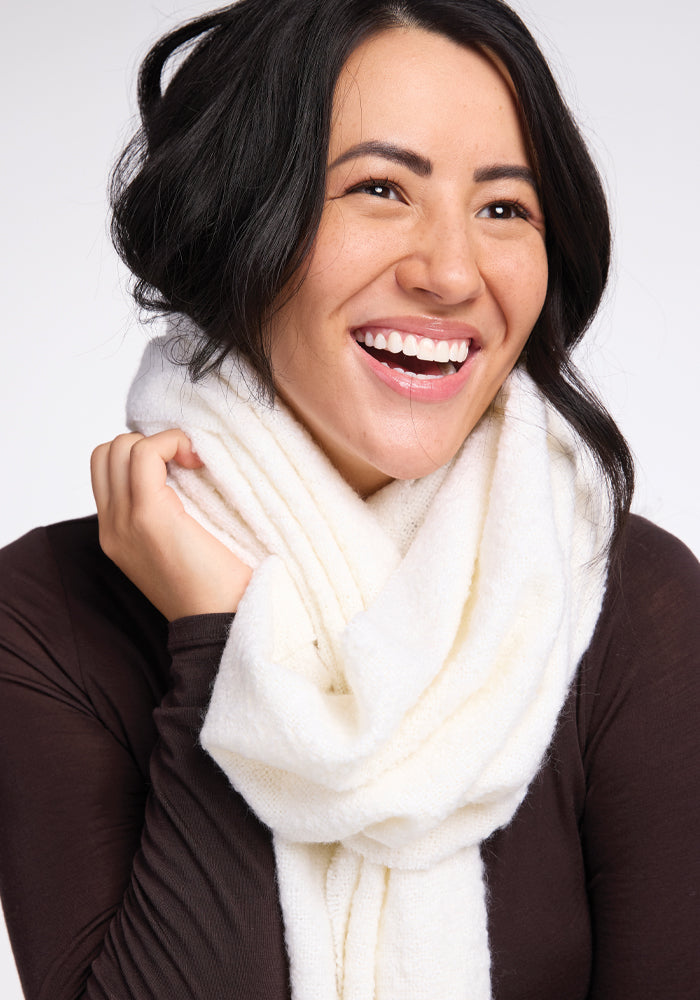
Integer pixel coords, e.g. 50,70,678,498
91,429,252,620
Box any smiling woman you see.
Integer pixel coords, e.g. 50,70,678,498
0,1,698,999
270,31,548,493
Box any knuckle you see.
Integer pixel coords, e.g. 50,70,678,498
129,434,149,450
129,435,154,463
90,442,109,466
113,432,144,458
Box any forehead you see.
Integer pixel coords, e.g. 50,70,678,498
330,27,530,168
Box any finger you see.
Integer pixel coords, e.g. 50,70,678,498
91,433,144,516
156,428,204,470
128,429,200,507
90,441,113,513
105,433,146,510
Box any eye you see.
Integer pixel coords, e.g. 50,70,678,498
477,200,530,221
347,178,404,201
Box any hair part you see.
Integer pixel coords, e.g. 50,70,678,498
111,0,633,551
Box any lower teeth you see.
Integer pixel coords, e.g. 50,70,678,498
380,361,457,379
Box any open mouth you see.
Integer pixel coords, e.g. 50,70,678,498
353,328,471,380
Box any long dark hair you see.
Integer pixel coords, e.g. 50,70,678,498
111,0,634,546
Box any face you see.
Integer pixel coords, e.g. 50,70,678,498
269,27,548,496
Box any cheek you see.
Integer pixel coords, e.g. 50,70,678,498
529,245,549,308
304,204,358,282
305,202,404,293
497,242,548,333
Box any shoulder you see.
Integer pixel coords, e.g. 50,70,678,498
577,514,699,756
607,514,698,653
1,515,119,604
0,517,170,761
615,513,699,606
608,514,698,657
0,516,169,658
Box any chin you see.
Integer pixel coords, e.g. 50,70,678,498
358,439,464,493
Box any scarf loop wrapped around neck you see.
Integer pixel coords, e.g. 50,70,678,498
127,330,609,1000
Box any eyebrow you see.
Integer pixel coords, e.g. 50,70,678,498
328,141,433,177
473,164,538,190
328,142,538,192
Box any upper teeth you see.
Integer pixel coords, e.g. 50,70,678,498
355,329,470,364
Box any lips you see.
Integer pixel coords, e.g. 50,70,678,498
351,316,478,384
350,318,479,401
353,328,470,378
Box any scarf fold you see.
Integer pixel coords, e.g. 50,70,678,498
127,328,609,1000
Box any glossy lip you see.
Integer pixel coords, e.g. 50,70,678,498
351,315,480,343
350,316,481,402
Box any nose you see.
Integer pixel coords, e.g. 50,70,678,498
394,216,485,306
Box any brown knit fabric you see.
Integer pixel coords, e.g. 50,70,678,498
0,514,698,999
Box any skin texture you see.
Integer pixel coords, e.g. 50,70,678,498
271,28,548,495
92,28,548,617
90,430,252,620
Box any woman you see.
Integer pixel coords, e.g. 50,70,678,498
0,1,697,998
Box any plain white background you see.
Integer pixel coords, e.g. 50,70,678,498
1,0,697,994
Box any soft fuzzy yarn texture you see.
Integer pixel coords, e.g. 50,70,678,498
127,329,610,1000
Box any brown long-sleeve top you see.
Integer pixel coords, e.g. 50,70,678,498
0,514,698,1000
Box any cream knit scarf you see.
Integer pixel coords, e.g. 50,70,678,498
128,329,609,1000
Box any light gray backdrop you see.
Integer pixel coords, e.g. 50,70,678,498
1,0,697,994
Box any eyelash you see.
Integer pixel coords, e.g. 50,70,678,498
479,199,531,222
344,180,533,222
346,177,404,201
